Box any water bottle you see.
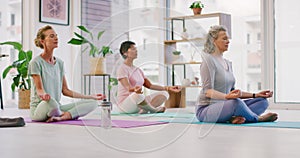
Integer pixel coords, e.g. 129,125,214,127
100,99,112,129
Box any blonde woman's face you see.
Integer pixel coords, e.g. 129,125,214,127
214,31,229,53
42,29,58,49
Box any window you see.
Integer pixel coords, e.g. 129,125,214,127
257,33,261,42
274,0,300,103
11,13,15,26
0,0,22,107
247,33,250,44
81,0,129,75
0,12,2,26
81,0,165,102
258,82,261,90
128,0,164,85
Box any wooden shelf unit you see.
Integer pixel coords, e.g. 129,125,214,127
164,13,231,108
165,12,231,40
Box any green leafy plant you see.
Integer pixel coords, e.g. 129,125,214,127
189,1,204,9
68,25,113,58
172,50,181,55
108,77,118,91
0,41,32,91
108,77,118,97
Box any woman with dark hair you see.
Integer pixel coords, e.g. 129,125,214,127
29,25,105,122
196,25,278,124
116,41,181,114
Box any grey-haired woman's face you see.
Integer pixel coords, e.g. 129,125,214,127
214,31,229,53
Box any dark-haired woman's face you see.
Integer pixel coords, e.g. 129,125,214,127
214,31,229,53
42,29,58,50
125,44,137,60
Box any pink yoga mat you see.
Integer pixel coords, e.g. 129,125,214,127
25,118,167,128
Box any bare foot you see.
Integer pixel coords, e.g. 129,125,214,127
138,108,149,114
46,112,72,123
46,116,62,123
154,106,166,113
230,116,246,124
258,112,278,122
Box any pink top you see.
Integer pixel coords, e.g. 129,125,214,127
117,63,146,104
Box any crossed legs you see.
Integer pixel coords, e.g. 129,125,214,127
30,98,97,122
196,98,277,124
117,91,169,114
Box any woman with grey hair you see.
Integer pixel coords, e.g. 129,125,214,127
196,25,278,124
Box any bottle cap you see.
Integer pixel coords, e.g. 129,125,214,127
101,99,111,107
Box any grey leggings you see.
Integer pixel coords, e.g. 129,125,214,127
30,98,98,121
196,98,269,123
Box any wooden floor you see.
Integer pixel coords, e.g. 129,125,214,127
1,107,300,158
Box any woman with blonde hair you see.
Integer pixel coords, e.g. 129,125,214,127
29,25,105,122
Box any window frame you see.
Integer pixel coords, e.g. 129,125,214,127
263,0,300,109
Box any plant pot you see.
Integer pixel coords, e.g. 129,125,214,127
90,57,106,74
172,54,183,63
192,8,202,15
181,31,189,39
18,89,30,109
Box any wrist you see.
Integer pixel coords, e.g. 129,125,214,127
164,86,169,91
129,88,134,92
253,93,256,98
224,94,228,100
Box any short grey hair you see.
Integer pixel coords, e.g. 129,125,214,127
203,25,227,54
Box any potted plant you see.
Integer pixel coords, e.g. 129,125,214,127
68,26,113,74
0,41,32,109
181,27,189,39
189,1,204,15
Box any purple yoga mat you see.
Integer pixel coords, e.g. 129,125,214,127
25,118,167,128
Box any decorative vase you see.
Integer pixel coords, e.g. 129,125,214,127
90,57,106,74
192,8,202,15
182,78,191,86
181,29,189,39
18,89,30,109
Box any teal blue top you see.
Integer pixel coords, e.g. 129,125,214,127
28,55,65,107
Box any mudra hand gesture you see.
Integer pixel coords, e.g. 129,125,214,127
256,90,273,98
134,86,143,94
225,89,241,99
166,86,181,93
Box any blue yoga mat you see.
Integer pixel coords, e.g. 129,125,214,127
111,112,195,118
162,118,300,129
238,121,300,129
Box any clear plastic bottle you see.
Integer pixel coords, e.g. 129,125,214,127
100,99,112,129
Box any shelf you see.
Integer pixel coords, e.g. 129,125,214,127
164,38,204,44
171,61,202,65
164,12,231,108
83,74,110,76
182,85,202,88
165,12,231,39
165,12,230,21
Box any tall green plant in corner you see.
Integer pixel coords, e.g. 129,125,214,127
68,25,113,57
0,41,32,91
